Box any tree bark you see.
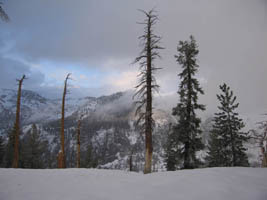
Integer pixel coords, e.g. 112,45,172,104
134,9,162,174
12,75,26,168
58,73,70,168
144,15,153,174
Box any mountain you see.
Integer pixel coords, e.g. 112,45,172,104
0,88,262,169
0,88,173,170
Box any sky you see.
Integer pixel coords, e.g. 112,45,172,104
0,0,267,118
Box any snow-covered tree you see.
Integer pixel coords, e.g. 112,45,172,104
167,36,205,169
20,124,48,168
206,83,249,167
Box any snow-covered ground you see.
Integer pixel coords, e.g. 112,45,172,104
0,167,266,200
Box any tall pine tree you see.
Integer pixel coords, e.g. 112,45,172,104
167,36,205,169
206,83,249,167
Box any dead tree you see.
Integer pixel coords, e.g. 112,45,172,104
12,75,26,168
58,73,71,168
133,9,163,174
251,121,267,167
76,118,81,168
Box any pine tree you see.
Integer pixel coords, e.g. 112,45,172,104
133,9,163,174
76,118,81,168
164,123,178,170
169,36,205,169
165,133,178,171
4,127,15,167
82,144,97,168
206,83,249,167
21,124,46,168
0,136,5,166
206,131,227,167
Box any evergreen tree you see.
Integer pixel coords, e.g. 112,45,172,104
4,127,15,167
168,36,205,169
76,118,81,168
21,124,46,168
206,83,249,167
133,9,163,174
84,144,93,168
0,136,5,166
82,144,98,168
206,131,228,167
165,132,178,171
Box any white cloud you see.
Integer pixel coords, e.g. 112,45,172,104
106,70,138,91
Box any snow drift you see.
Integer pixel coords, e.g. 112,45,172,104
0,167,266,200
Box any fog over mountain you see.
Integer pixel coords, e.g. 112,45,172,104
0,88,262,169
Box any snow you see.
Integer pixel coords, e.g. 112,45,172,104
0,167,266,200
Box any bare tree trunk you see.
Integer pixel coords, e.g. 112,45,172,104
58,73,71,168
76,119,81,168
144,15,153,174
134,9,163,174
251,125,267,167
12,75,26,168
57,151,64,168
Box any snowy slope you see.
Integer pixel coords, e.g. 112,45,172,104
0,167,266,200
0,89,175,170
0,88,96,125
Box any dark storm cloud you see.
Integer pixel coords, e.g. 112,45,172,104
1,0,145,64
0,0,266,117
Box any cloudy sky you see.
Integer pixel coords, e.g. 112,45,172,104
0,0,267,117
